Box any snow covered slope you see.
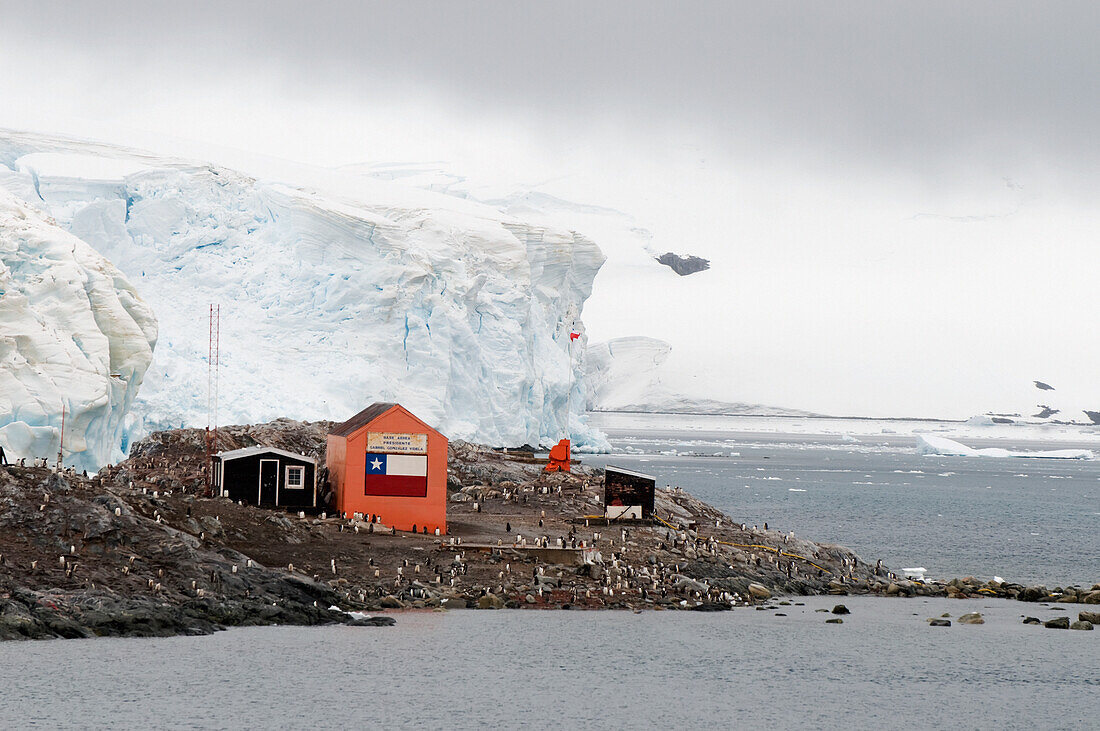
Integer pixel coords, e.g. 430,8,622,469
586,336,816,415
0,130,607,460
0,189,157,470
586,337,672,411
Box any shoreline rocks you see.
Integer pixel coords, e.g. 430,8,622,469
1,419,1097,640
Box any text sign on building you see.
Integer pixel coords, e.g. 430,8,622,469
367,432,427,455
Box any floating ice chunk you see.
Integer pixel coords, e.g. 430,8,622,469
901,567,927,580
917,435,1093,460
327,606,374,621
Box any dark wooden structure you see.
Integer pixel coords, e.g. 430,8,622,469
214,446,317,509
604,465,656,519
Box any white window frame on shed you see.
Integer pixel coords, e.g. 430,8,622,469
285,465,305,489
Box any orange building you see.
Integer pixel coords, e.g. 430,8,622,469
326,402,447,534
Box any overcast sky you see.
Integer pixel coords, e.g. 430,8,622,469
3,2,1099,416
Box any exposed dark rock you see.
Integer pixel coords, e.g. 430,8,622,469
1019,586,1048,602
655,252,710,276
928,619,951,627
1044,616,1070,629
350,616,396,627
832,604,850,615
688,602,731,612
1022,617,1041,625
1070,620,1094,630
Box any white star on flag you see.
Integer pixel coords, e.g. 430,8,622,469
370,458,383,471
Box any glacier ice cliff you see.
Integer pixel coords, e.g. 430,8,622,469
0,131,608,462
0,189,157,470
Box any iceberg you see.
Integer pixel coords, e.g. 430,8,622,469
916,434,1093,460
0,130,609,460
0,189,157,470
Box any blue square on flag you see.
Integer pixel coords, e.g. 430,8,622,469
365,453,428,497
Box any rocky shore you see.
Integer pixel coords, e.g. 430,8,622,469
1,418,1097,640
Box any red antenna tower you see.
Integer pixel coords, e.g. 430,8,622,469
206,304,220,495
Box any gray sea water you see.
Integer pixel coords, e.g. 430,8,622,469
2,414,1098,729
586,414,1100,586
1,597,1097,730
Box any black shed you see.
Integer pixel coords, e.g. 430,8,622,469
604,465,656,519
214,446,317,509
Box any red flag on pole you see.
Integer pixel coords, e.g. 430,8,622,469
569,331,580,341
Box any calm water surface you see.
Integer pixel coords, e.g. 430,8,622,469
0,597,1097,730
586,414,1100,585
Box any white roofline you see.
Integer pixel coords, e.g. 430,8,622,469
216,446,316,465
604,465,656,481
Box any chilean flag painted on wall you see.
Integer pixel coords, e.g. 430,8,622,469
364,453,428,497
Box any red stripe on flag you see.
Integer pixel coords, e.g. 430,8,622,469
365,474,427,497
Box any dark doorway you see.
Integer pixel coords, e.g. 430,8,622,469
259,459,279,505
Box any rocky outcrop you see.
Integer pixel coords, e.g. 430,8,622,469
0,463,383,639
2,419,1095,641
655,252,710,276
